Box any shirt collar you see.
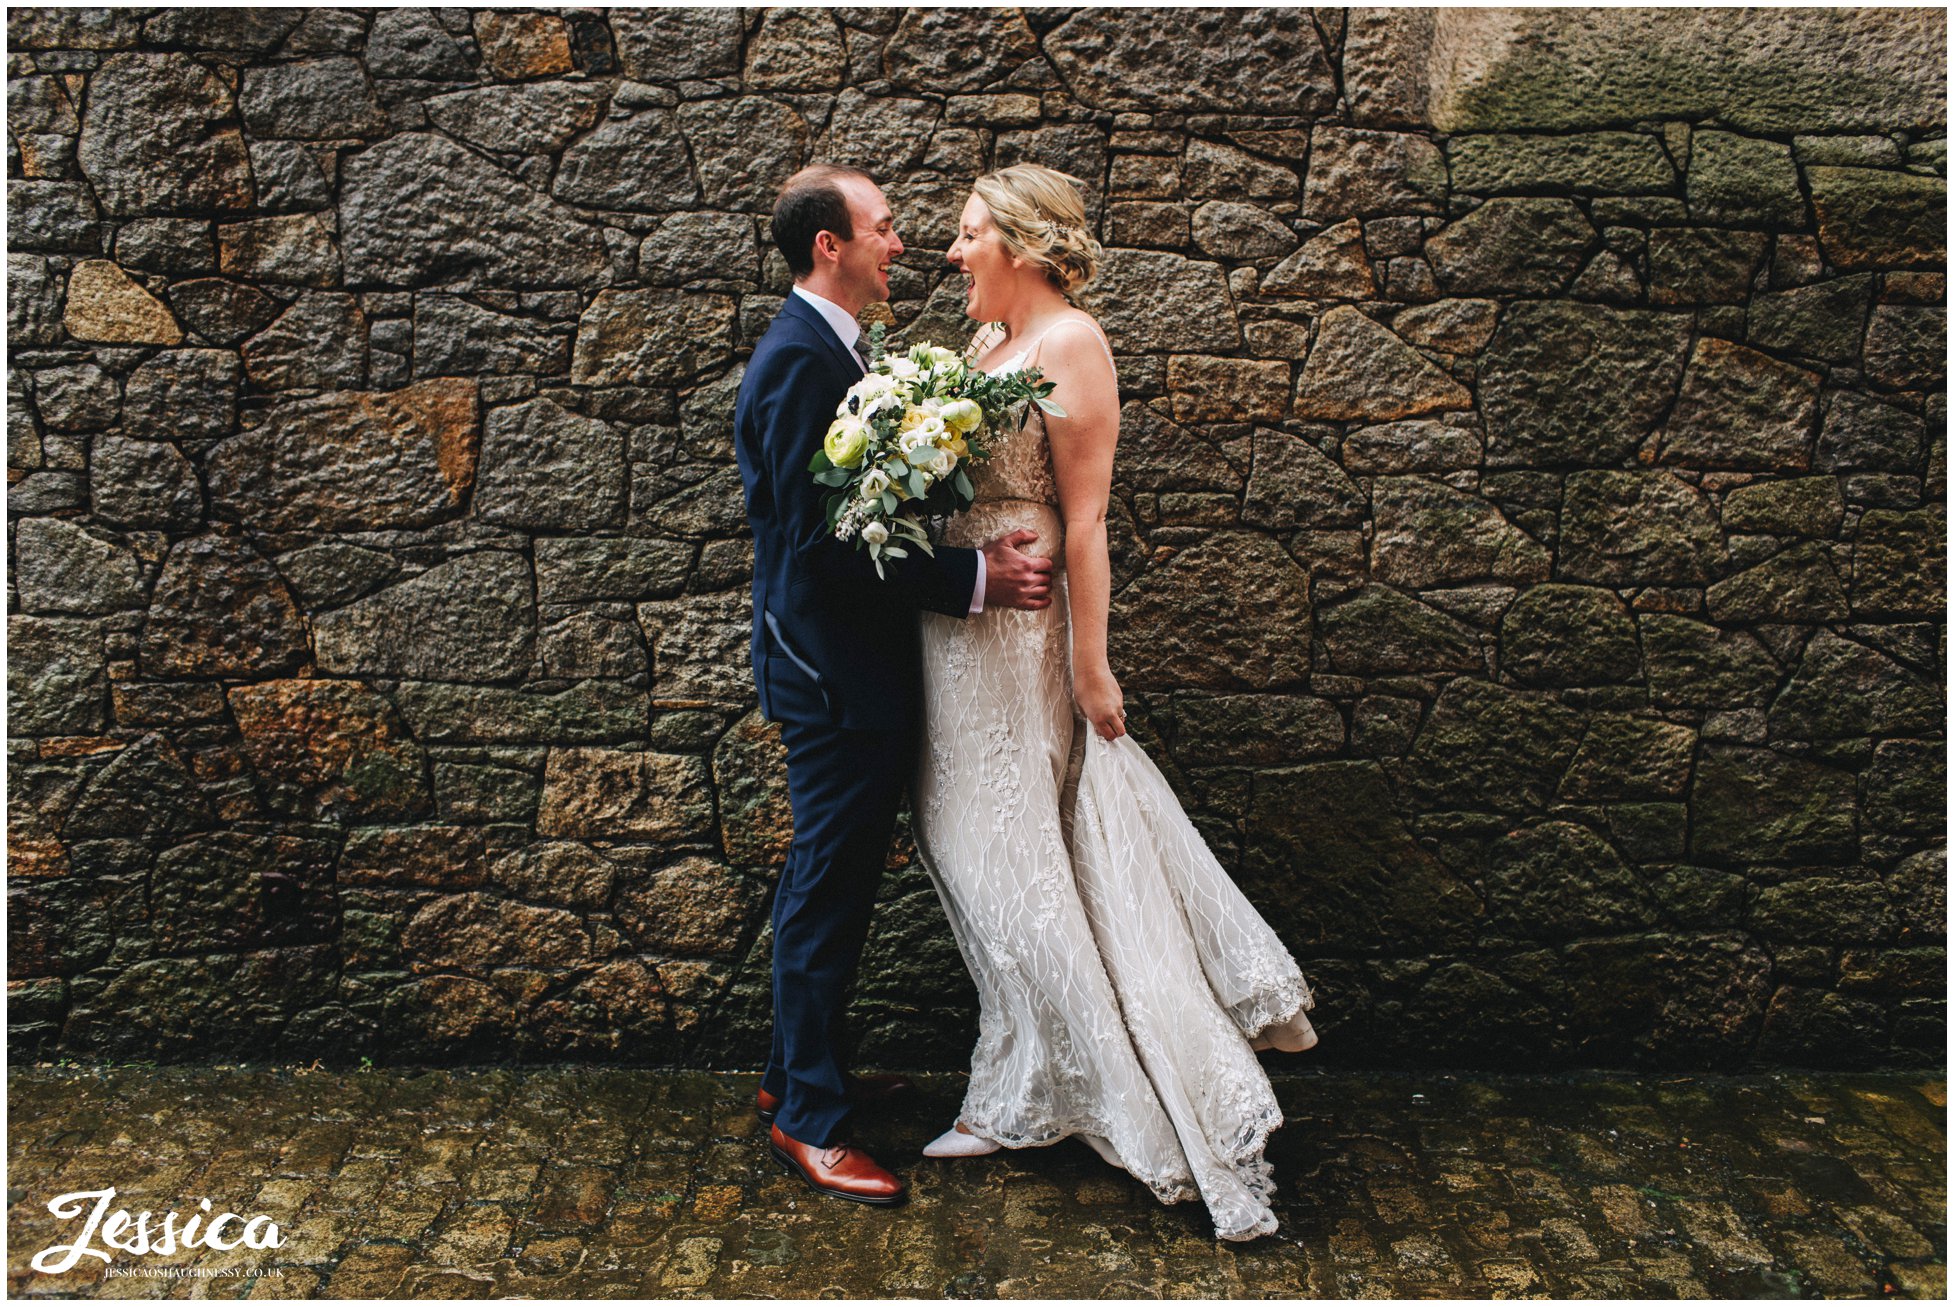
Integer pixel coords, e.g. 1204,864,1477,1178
791,284,861,352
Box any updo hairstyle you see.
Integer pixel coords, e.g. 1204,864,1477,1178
970,164,1103,303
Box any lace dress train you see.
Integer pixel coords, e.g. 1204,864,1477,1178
911,327,1317,1241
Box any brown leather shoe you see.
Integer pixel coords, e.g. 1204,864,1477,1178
769,1124,908,1205
756,1072,916,1125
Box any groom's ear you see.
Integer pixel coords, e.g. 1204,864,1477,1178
811,229,843,264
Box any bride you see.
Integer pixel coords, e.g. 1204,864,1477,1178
911,164,1321,1243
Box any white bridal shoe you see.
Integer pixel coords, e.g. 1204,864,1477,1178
922,1124,1001,1158
1252,1024,1321,1053
1077,1132,1123,1169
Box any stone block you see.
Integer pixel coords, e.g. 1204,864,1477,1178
1166,355,1289,423
1045,8,1336,113
476,398,627,531
207,379,477,532
537,748,714,842
314,553,535,683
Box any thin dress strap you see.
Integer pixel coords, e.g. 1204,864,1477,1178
1020,317,1118,375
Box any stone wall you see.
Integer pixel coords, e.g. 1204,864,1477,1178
7,8,1946,1070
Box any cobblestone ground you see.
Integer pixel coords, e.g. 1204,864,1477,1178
6,1066,1944,1299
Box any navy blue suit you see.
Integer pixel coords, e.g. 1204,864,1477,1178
733,293,979,1145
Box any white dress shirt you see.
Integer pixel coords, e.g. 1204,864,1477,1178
792,285,986,616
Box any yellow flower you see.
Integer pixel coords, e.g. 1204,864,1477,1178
824,416,868,467
939,398,982,434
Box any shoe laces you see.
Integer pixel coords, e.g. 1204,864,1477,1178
820,1139,869,1167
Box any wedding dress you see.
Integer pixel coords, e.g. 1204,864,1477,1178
911,321,1319,1242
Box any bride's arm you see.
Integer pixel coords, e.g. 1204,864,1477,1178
1041,321,1126,741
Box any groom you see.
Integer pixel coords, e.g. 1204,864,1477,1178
732,164,1054,1204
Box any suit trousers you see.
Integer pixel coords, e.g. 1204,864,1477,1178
761,712,915,1146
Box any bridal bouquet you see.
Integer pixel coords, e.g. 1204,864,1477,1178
810,323,1063,577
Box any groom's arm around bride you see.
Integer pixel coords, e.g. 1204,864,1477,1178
739,333,1052,615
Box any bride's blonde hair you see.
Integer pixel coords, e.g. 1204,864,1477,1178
971,164,1103,305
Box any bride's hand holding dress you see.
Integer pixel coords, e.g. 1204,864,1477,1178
1072,664,1125,742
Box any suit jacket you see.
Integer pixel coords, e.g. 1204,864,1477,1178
733,294,980,733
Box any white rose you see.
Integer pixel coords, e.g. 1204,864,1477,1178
861,520,890,546
860,468,892,498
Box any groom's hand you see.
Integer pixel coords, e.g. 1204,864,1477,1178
981,530,1054,610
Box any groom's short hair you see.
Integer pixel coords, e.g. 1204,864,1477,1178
773,164,876,278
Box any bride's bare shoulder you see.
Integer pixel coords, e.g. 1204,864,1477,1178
1039,312,1117,373
1064,308,1107,335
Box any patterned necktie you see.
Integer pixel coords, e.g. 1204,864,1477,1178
848,339,869,374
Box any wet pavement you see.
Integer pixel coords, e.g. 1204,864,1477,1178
5,1064,1944,1299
